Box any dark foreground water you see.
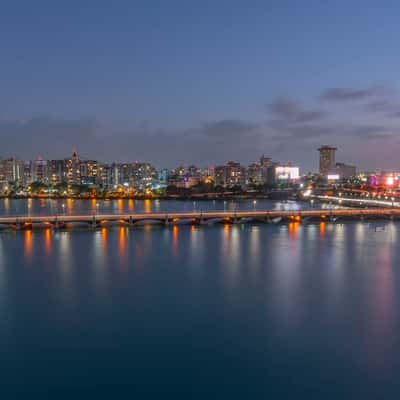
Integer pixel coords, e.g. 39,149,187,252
1,201,400,398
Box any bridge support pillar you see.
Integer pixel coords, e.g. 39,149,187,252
53,220,63,230
164,216,169,226
91,216,98,229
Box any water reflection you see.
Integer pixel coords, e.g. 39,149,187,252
24,230,33,262
271,224,302,328
189,226,204,275
221,225,241,286
366,242,396,373
2,219,400,394
319,221,326,239
66,198,73,213
287,222,300,238
44,228,52,256
118,227,128,268
3,198,10,214
93,228,108,290
248,226,260,272
0,238,6,316
172,225,179,257
56,232,76,308
144,199,151,213
91,198,97,213
0,198,317,217
117,199,124,213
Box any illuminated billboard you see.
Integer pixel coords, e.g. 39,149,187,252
327,174,340,180
386,176,394,186
275,166,299,181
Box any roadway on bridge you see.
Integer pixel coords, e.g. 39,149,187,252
0,208,399,225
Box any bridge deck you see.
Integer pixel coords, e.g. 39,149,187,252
0,208,398,227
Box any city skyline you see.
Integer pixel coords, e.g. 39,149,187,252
3,2,400,170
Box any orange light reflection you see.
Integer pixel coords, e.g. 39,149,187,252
118,227,127,266
319,222,326,238
144,199,151,213
44,228,51,255
172,225,179,256
24,230,33,261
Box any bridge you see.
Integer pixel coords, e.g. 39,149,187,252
1,208,400,230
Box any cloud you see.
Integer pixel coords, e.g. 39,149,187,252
388,111,400,118
0,117,97,159
268,97,325,122
349,124,392,140
320,85,387,102
363,100,393,113
201,119,259,138
269,120,394,143
0,116,269,167
361,99,400,119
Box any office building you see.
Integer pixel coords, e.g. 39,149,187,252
318,146,337,176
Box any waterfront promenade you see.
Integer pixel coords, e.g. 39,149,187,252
1,208,400,229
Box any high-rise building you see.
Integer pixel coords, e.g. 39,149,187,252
66,151,81,186
260,155,273,184
47,160,66,185
318,146,337,176
226,161,245,187
80,160,98,185
33,156,48,183
214,166,227,187
97,163,112,189
0,158,24,184
158,168,169,184
213,161,246,188
130,162,157,189
246,163,262,185
23,161,33,185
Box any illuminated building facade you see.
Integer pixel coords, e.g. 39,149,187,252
80,160,98,185
318,146,337,176
47,160,66,185
33,156,48,183
66,151,81,186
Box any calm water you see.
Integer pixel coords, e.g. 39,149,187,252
0,197,315,216
1,200,400,398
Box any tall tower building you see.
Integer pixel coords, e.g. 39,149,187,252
66,151,81,186
318,146,337,176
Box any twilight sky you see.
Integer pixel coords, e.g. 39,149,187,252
2,0,400,171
